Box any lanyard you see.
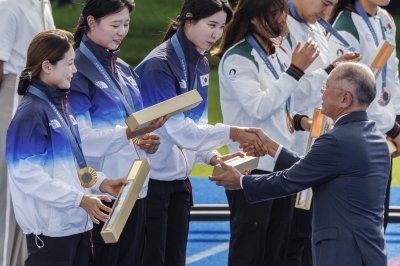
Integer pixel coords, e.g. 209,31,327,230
318,18,359,53
245,34,291,115
171,33,198,94
28,86,88,170
354,1,387,88
288,0,359,53
79,42,135,115
171,33,198,117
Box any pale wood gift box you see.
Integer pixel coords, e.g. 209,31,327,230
101,159,150,243
212,156,260,176
125,90,203,131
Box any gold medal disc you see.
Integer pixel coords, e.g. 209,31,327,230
287,114,294,134
78,167,98,188
378,87,391,106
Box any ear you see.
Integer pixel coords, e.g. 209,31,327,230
42,60,52,74
340,91,353,108
87,15,96,30
251,17,259,25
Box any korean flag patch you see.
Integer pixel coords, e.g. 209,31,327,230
200,74,209,87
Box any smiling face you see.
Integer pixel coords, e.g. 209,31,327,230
183,10,228,54
87,7,130,50
44,46,77,90
296,0,338,24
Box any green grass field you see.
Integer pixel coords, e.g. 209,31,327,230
52,1,400,183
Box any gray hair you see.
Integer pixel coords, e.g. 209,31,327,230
334,62,376,106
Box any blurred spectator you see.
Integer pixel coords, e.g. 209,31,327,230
0,0,55,265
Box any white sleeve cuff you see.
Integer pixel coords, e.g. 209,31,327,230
274,145,284,163
91,171,108,194
74,191,85,208
240,175,244,189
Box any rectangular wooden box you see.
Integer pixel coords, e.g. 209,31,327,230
212,156,260,176
367,40,394,79
125,90,203,131
101,159,150,243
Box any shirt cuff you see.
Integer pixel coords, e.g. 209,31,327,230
274,145,284,163
207,150,221,165
91,171,108,194
240,175,244,189
286,64,305,81
386,122,400,139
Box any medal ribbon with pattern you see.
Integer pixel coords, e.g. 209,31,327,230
245,33,294,133
171,33,198,117
354,1,390,105
28,86,97,188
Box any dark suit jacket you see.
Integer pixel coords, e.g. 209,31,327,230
242,111,390,266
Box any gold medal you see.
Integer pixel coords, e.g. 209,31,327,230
77,167,98,188
287,114,294,134
378,87,391,106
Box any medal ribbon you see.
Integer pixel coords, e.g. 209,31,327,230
28,86,88,170
288,0,359,53
79,42,135,115
245,34,291,115
354,1,387,91
171,33,198,117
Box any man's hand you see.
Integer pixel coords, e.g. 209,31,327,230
137,134,160,154
99,178,129,197
126,115,170,139
231,127,268,156
209,160,243,190
80,195,112,224
239,128,280,158
210,151,244,166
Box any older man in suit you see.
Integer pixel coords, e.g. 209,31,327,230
210,62,390,266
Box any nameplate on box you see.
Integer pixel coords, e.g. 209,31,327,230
367,40,394,79
212,156,260,176
101,159,150,243
125,90,203,131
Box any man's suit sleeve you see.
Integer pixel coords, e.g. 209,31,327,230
243,133,342,203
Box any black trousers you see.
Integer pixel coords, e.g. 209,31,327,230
25,231,90,266
91,198,146,266
142,178,191,266
284,204,313,266
383,160,393,231
226,169,294,266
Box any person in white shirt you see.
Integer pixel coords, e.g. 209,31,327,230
0,0,54,265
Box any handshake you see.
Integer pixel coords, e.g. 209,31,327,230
229,127,280,158
208,127,280,190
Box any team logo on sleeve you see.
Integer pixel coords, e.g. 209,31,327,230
95,81,108,89
200,74,209,87
49,119,61,129
69,115,78,125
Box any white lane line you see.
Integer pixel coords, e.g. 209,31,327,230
186,242,229,264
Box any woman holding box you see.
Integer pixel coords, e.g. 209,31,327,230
135,0,268,265
68,0,167,265
212,0,320,264
328,0,400,231
6,29,127,265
